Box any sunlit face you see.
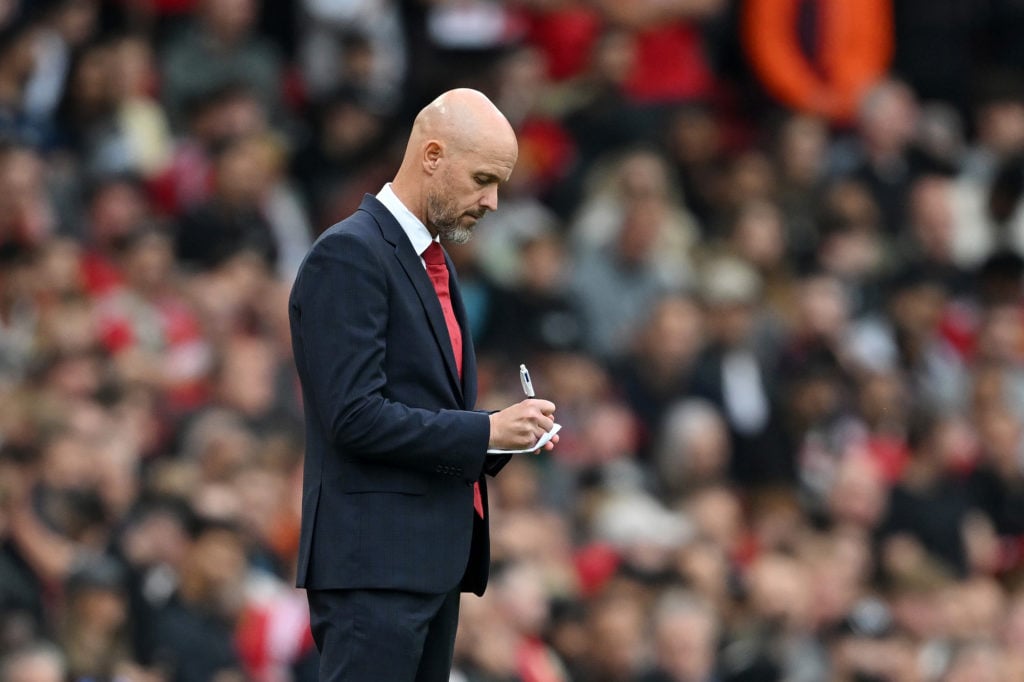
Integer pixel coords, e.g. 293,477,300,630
426,141,517,244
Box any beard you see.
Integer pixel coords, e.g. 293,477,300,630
426,187,482,245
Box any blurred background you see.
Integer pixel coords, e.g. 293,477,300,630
2,0,1024,681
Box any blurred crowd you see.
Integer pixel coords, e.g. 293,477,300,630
3,0,1024,681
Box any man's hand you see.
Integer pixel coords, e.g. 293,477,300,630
488,399,557,451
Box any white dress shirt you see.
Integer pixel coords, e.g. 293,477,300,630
376,183,436,266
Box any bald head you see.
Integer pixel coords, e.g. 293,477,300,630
392,89,518,242
412,88,517,155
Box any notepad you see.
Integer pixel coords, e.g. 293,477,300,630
486,423,561,454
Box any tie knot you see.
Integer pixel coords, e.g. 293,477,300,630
423,241,445,267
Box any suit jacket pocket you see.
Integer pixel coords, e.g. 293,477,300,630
340,465,428,495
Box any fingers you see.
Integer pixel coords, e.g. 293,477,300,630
520,400,555,430
523,399,556,415
488,400,559,450
541,434,560,451
524,408,553,439
512,401,555,436
519,417,553,446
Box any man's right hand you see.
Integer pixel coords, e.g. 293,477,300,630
488,399,557,451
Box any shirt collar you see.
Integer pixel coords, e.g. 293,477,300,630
376,183,436,259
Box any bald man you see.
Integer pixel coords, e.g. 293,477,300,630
289,89,558,681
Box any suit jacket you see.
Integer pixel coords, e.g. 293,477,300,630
289,194,507,596
689,343,794,485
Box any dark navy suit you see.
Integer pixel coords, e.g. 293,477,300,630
289,194,508,680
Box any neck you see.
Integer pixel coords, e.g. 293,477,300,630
389,177,428,227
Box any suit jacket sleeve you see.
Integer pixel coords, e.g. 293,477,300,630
293,230,490,482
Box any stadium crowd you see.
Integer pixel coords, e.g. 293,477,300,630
3,0,1024,681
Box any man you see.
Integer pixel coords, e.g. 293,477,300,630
288,88,558,681
640,590,721,682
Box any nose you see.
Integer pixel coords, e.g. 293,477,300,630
481,184,499,212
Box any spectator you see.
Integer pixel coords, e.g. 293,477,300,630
174,132,279,272
484,559,570,682
53,38,130,176
247,131,312,281
290,86,392,233
590,0,724,105
298,0,405,112
109,33,173,178
814,180,889,305
966,407,1024,564
582,591,650,682
0,15,47,148
95,225,211,412
876,409,983,580
612,293,705,457
556,27,659,207
569,149,697,359
77,172,151,293
735,551,828,681
569,199,679,359
690,256,793,486
0,243,38,384
831,79,926,236
724,199,797,325
478,227,585,364
493,44,575,208
151,516,248,682
570,147,698,272
825,454,889,533
23,0,100,126
151,82,269,217
160,0,283,130
900,174,972,293
961,72,1024,186
654,400,730,501
0,142,56,247
640,590,720,682
772,114,829,254
661,103,726,230
57,556,140,680
848,266,969,409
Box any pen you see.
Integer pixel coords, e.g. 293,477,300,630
519,364,535,398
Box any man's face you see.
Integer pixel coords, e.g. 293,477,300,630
426,142,516,244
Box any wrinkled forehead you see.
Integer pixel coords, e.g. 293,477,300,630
452,133,518,179
450,116,517,155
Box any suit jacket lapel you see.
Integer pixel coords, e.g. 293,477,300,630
359,196,464,400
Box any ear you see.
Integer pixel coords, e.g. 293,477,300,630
423,140,443,175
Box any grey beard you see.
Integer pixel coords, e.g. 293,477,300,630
426,189,478,244
439,225,473,244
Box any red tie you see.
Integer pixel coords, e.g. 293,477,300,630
423,242,484,519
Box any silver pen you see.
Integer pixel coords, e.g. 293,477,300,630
519,364,535,398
